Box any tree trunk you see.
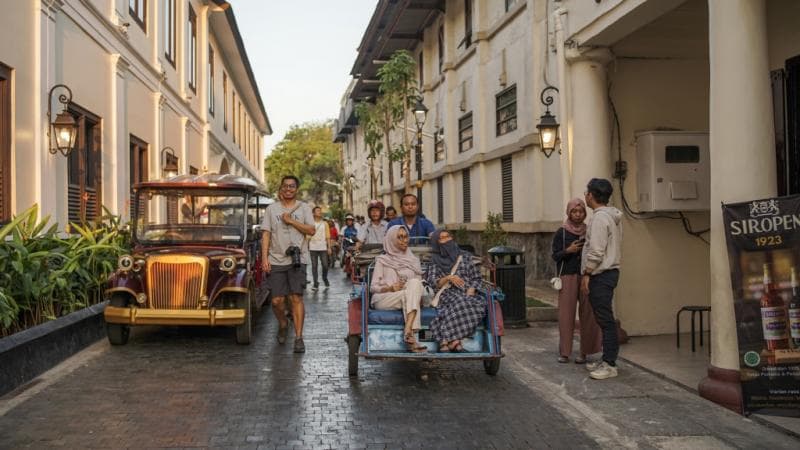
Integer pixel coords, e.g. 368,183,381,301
369,156,376,199
383,114,396,207
402,88,411,194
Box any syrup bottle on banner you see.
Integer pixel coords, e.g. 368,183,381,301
789,266,800,348
760,263,789,356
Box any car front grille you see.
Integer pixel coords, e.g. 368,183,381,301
146,255,208,309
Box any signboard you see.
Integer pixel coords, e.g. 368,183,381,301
722,195,800,414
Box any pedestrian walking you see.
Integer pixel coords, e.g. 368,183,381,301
580,178,623,379
309,206,331,290
552,198,602,364
261,175,316,353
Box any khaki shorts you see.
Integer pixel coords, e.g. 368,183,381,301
267,264,307,297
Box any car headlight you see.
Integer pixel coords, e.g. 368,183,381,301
133,259,145,272
220,256,236,272
118,255,134,271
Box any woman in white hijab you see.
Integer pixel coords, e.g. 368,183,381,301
370,225,426,352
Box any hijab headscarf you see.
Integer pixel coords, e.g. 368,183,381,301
430,228,464,273
563,197,587,236
376,225,422,275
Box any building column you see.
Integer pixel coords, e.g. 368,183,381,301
700,0,776,413
566,48,614,199
111,55,129,218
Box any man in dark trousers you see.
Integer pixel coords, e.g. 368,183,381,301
580,178,623,380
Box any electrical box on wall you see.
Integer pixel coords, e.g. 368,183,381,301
636,131,709,212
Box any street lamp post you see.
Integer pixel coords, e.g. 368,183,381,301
413,97,428,210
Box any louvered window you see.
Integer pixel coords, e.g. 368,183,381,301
0,63,10,223
437,177,444,225
462,168,471,223
434,128,445,161
501,156,513,222
496,85,517,136
129,135,148,221
459,113,473,153
67,105,102,225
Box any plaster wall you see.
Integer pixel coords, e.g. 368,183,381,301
606,57,711,335
767,0,800,70
127,77,155,147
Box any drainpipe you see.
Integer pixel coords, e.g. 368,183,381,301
553,7,571,208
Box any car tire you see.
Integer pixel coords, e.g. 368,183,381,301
347,335,360,376
106,294,130,346
235,290,253,345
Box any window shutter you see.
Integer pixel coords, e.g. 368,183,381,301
462,168,471,223
437,177,444,225
501,156,513,222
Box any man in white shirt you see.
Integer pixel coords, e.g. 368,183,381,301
355,200,388,251
308,206,331,291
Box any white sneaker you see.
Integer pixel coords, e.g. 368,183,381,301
585,361,602,371
589,361,618,380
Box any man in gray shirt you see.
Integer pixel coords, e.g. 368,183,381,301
261,175,316,353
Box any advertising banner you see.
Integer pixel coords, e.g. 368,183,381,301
722,195,800,414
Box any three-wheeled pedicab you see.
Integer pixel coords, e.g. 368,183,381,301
103,174,273,345
346,240,505,376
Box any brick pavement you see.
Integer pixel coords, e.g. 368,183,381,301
0,267,798,449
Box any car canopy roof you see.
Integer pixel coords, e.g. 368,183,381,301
134,173,266,195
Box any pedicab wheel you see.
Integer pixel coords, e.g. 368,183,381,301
106,294,130,346
235,290,253,345
483,358,501,376
347,335,360,376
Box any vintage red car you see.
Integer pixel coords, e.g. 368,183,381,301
103,174,273,345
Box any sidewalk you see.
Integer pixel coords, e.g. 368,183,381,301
526,284,800,438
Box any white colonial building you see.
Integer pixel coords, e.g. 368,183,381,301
0,0,271,226
336,0,800,412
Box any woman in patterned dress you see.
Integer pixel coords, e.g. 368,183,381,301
426,229,486,352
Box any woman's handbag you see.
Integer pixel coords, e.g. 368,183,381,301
431,255,463,308
550,231,565,291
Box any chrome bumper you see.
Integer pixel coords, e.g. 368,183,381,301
104,306,245,326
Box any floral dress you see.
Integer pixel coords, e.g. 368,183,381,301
425,260,487,342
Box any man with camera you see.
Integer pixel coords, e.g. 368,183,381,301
262,175,316,353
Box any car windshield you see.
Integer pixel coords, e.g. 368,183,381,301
134,189,249,244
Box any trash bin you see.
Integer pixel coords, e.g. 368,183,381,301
488,246,528,328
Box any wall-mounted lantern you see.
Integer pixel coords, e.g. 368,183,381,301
161,147,179,178
536,86,560,158
47,84,78,157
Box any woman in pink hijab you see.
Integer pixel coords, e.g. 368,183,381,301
370,225,426,352
552,198,602,364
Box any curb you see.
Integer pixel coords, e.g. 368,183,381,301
0,301,107,397
527,306,558,322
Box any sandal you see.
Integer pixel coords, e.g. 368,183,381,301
438,342,451,353
404,332,427,353
574,355,586,364
449,341,467,353
557,356,569,363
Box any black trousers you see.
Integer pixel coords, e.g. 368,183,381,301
310,250,329,285
588,269,620,364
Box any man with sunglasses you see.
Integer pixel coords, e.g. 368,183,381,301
262,175,316,353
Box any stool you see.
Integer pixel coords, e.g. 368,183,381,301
676,306,711,352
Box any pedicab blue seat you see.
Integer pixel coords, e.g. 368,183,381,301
367,307,438,326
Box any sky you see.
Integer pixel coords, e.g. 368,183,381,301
232,0,377,156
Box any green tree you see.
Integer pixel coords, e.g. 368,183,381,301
377,50,418,194
264,121,343,207
354,101,383,198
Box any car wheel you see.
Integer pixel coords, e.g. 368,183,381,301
235,290,253,345
347,335,360,376
106,294,130,346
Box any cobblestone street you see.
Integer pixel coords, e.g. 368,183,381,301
0,267,798,449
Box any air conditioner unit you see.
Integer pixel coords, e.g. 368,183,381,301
636,131,709,212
